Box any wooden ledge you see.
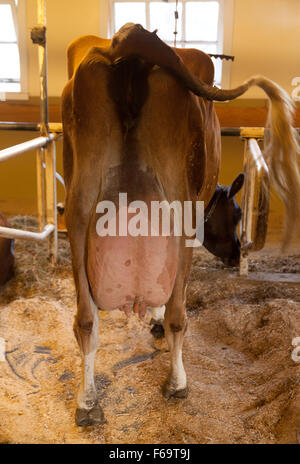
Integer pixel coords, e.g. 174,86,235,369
1,99,299,128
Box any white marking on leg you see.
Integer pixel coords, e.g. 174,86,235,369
166,331,187,391
77,295,99,410
77,350,97,409
151,305,165,324
171,346,186,390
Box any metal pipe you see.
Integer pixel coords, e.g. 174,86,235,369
37,0,49,136
0,122,63,133
42,161,65,187
45,139,58,263
0,224,55,241
0,122,40,131
36,147,46,231
0,134,54,162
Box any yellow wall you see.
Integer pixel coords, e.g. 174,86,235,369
26,0,106,97
23,0,300,98
0,132,64,215
230,0,300,98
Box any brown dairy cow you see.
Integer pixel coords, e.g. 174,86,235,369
62,24,300,426
0,211,14,287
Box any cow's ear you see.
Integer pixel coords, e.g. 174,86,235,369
228,173,244,198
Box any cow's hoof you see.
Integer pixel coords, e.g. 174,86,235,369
150,323,165,339
162,381,188,400
75,404,105,427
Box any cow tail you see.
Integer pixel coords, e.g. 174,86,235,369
243,76,300,249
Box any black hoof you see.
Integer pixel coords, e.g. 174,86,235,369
75,403,105,427
162,381,188,400
150,323,165,339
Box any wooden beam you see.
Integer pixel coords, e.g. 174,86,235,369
216,106,268,127
0,100,299,128
0,101,61,123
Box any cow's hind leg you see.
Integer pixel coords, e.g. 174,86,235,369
65,179,105,426
74,295,105,426
162,281,188,399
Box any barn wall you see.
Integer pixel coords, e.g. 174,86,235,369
230,0,300,99
0,132,65,215
25,0,104,98
23,0,300,99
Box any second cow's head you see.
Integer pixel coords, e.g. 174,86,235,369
204,173,244,267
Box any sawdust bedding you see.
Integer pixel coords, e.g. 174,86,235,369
0,216,300,444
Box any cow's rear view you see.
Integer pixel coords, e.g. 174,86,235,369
62,23,300,426
62,25,201,426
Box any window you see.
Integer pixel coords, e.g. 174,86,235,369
110,0,234,86
0,0,28,99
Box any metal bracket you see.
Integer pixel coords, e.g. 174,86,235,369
208,54,235,61
30,25,46,46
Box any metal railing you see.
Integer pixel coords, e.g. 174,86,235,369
0,122,62,132
0,131,61,264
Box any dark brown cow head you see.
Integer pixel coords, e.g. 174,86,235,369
0,211,14,287
203,174,244,267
